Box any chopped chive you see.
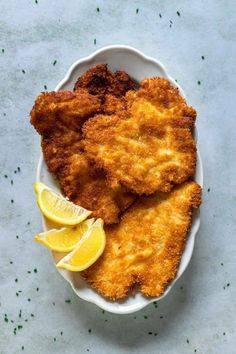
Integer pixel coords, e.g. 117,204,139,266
44,85,47,90
201,56,205,60
88,329,91,333
186,339,190,344
136,8,139,14
53,60,57,66
96,7,100,12
144,316,148,319
27,298,31,302
34,268,38,273
15,278,18,282
94,38,96,45
159,13,162,18
22,70,25,74
177,11,180,16
4,174,8,178
207,188,210,192
148,332,152,335
11,199,14,203
2,48,4,53
65,299,71,304
198,81,201,85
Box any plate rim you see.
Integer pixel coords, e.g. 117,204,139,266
36,44,203,314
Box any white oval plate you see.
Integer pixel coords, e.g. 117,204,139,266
37,45,203,314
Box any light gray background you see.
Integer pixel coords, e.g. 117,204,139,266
0,1,235,353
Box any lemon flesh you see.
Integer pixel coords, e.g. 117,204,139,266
34,219,94,252
57,219,106,271
35,182,91,225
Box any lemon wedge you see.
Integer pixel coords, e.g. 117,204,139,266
34,218,94,252
56,219,106,271
34,182,92,225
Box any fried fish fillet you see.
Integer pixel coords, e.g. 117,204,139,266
30,88,135,224
83,77,197,195
82,181,201,300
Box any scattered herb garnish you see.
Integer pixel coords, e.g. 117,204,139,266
11,180,13,185
4,174,8,178
21,346,24,351
160,315,163,319
30,313,34,317
16,235,19,239
177,11,180,16
52,302,55,306
159,13,162,18
16,292,19,296
154,333,158,336
144,315,148,319
54,337,56,342
2,48,4,53
27,222,30,225
94,38,96,45
22,70,26,74
201,56,205,60
18,325,23,330
11,199,14,203
10,261,13,264
15,278,18,282
221,262,224,266
136,8,139,14
60,331,63,335
96,7,100,12
44,85,47,90
207,188,210,192
148,332,153,335
88,329,91,333
27,298,31,302
17,166,21,172
27,271,31,274
198,81,201,85
19,310,22,318
186,339,190,344
35,0,38,3
65,299,71,304
34,268,38,273
4,314,8,323
53,60,57,66
36,287,39,291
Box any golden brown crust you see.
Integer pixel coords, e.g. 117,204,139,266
83,77,197,194
30,87,136,224
74,64,137,99
30,90,101,136
82,181,202,300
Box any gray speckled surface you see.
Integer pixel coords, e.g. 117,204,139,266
0,1,235,353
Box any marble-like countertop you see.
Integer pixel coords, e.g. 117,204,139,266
0,1,235,353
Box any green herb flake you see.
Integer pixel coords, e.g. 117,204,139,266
177,11,180,16
65,299,71,304
44,85,47,90
27,271,31,274
17,167,21,172
21,346,24,351
13,328,17,335
96,7,100,12
27,298,31,302
207,188,210,192
94,38,96,45
35,0,38,4
186,339,190,344
198,81,201,85
34,268,38,273
159,13,162,18
16,292,19,296
60,331,63,335
144,316,148,319
15,278,18,282
19,310,22,318
30,313,34,317
36,287,39,291
53,60,57,66
10,261,13,264
11,180,13,185
148,332,152,335
2,48,4,53
201,56,205,60
4,316,8,323
11,199,14,203
88,329,92,333
18,325,23,330
54,337,56,342
16,235,19,239
22,70,26,74
221,262,224,266
223,332,226,335
136,8,139,14
4,174,8,178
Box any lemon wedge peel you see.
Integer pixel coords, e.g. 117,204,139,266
34,218,95,252
56,218,106,272
34,182,92,225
